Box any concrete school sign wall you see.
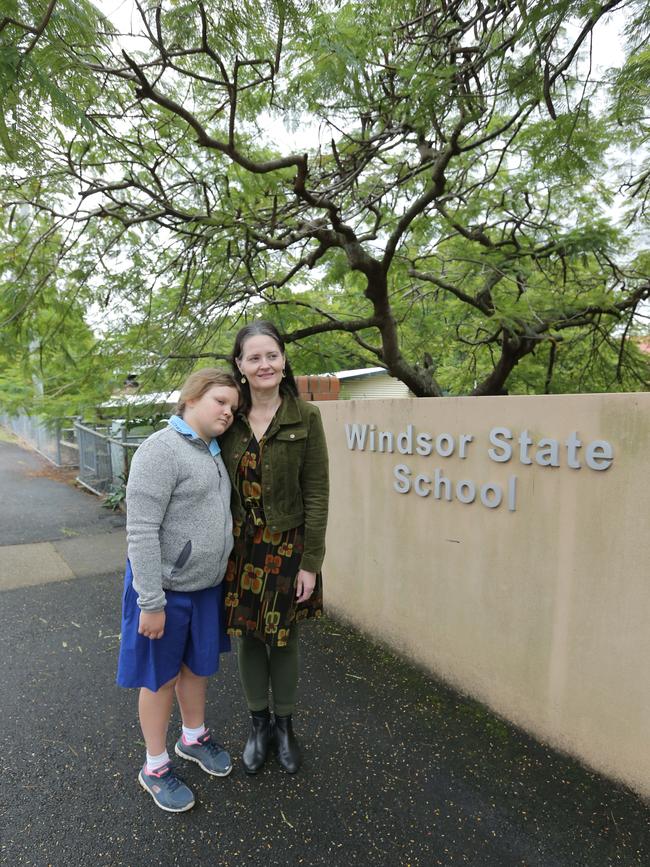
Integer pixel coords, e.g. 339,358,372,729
345,422,614,511
317,392,650,799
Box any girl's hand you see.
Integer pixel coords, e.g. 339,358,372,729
138,609,166,639
295,569,316,603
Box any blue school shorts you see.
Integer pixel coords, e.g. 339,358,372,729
116,560,231,692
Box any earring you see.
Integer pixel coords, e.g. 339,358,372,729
282,369,286,378
241,375,247,384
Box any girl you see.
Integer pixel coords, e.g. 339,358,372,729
116,368,240,812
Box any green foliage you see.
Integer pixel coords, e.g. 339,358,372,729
0,0,107,165
0,209,119,416
0,0,648,411
102,474,127,511
609,4,650,223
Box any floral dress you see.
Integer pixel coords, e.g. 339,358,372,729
224,433,323,647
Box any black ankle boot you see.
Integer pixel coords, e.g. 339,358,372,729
242,708,271,775
273,714,301,774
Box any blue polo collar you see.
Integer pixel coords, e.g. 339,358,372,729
168,414,221,457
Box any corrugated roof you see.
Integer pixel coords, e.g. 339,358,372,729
331,367,387,380
101,367,394,407
101,391,179,408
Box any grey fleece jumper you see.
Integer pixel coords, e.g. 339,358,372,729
126,426,233,611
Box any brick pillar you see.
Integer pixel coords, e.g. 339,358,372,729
296,375,340,401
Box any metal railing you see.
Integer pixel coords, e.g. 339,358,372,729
1,411,153,496
0,412,79,467
74,421,148,497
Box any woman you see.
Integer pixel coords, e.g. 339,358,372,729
220,321,329,774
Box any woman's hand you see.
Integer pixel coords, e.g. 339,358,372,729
138,609,166,639
295,569,316,603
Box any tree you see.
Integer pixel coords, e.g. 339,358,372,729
1,0,648,411
609,0,650,223
0,0,108,163
0,206,121,416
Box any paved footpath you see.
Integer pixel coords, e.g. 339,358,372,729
0,435,648,867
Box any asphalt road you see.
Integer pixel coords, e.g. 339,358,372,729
0,439,125,545
0,436,648,866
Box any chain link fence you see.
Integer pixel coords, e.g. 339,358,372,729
1,412,151,496
0,412,79,467
74,421,148,496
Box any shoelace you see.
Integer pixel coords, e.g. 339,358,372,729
196,732,222,752
155,764,184,790
162,770,184,791
202,739,226,758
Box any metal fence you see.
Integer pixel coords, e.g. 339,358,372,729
0,412,150,496
0,412,79,467
74,421,148,497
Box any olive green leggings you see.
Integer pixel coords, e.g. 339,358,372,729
237,626,300,717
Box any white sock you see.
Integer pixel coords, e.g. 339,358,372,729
145,749,170,774
182,723,206,743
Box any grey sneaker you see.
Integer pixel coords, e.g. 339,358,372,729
175,730,233,777
138,762,195,812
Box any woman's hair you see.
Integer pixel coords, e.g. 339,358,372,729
175,367,240,417
231,320,299,414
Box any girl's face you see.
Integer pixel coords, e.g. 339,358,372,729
185,385,239,441
237,334,285,393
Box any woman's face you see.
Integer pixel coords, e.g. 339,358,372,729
237,334,285,393
185,384,239,441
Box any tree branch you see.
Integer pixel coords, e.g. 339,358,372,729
121,50,305,176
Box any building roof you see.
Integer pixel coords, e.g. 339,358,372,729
101,368,394,409
331,367,388,380
101,390,180,408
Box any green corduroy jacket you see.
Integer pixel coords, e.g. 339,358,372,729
219,393,329,573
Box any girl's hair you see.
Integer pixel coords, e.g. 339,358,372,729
231,320,299,414
175,368,240,417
